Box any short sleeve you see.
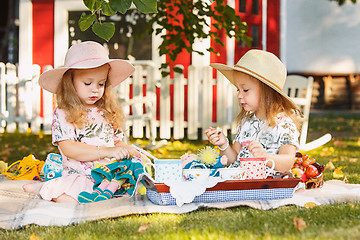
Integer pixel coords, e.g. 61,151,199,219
113,129,125,142
277,119,300,149
52,108,77,146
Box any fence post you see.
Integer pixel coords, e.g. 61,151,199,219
160,70,171,139
0,63,6,133
131,65,145,138
5,63,18,133
17,68,28,133
187,65,199,140
201,66,212,140
42,65,54,134
145,64,157,140
173,65,185,139
30,65,41,133
216,73,226,131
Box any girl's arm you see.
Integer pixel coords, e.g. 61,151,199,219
247,141,296,172
58,140,130,162
204,127,240,164
114,140,141,158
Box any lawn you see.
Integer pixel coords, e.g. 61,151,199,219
0,111,359,240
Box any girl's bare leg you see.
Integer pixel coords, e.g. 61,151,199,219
53,193,77,203
23,182,45,195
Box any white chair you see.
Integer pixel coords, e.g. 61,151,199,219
120,92,167,150
283,75,332,151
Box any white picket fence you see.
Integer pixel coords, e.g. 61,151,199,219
0,62,239,140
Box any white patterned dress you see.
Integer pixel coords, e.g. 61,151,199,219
231,113,299,175
39,107,124,201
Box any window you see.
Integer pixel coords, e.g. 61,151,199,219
252,0,259,15
68,10,152,60
251,25,259,47
239,0,246,13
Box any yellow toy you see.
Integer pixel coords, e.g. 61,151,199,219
2,154,45,180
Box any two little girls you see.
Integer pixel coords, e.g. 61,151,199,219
24,41,301,202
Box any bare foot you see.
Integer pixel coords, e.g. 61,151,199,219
52,193,77,203
23,182,44,195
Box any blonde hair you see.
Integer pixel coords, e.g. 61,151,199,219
236,77,301,130
56,68,124,130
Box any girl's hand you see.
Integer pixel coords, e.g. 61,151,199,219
103,146,130,160
125,145,141,158
114,140,141,158
247,140,266,157
204,127,227,148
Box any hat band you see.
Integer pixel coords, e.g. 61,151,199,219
234,65,282,91
67,57,108,68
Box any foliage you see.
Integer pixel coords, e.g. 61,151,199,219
146,0,251,76
80,0,251,76
330,0,357,5
79,0,157,41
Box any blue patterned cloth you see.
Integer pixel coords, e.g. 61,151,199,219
91,158,145,196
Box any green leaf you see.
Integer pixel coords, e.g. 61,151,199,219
83,0,95,10
101,1,117,16
79,14,96,31
92,22,115,41
83,0,101,11
133,0,158,14
109,0,132,14
173,67,183,74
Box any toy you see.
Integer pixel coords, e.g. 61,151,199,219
42,153,63,181
181,146,228,177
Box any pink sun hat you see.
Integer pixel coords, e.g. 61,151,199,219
39,41,135,93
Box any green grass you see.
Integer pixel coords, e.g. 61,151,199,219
0,112,360,239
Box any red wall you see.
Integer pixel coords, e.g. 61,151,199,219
32,0,54,117
267,0,280,57
32,0,54,70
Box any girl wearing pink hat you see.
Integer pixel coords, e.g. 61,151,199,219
23,41,143,203
205,50,302,176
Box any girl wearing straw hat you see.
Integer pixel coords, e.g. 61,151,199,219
205,50,302,175
23,41,145,203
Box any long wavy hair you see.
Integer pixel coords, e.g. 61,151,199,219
56,67,124,130
236,78,301,130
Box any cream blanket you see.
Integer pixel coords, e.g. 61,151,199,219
1,176,359,230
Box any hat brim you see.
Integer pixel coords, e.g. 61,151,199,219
39,59,135,93
210,63,303,117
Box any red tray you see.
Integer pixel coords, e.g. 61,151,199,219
153,177,300,193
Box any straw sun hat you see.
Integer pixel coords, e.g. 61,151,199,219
39,41,135,93
210,49,303,117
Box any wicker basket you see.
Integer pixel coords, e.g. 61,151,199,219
305,173,324,189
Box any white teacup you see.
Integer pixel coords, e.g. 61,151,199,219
144,159,183,183
182,163,219,181
219,168,246,181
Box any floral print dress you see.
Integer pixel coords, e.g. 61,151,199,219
39,107,124,201
231,113,299,175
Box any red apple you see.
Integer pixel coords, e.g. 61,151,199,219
302,154,309,161
302,158,316,168
291,168,307,182
295,157,303,165
305,165,319,179
312,162,325,173
292,163,301,169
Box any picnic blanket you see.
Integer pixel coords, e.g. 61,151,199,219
1,175,360,230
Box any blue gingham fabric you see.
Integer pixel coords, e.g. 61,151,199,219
146,188,295,206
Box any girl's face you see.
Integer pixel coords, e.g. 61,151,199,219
72,64,109,107
233,71,264,117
